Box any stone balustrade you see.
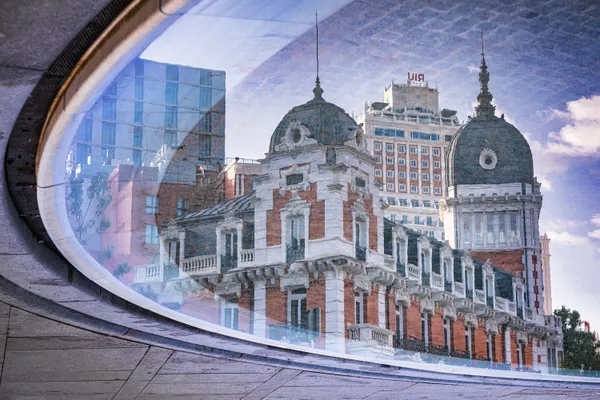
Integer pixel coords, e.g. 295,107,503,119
508,301,517,316
431,272,443,290
239,249,255,265
453,281,465,297
494,296,508,313
474,289,486,304
134,263,161,284
407,263,420,281
384,255,394,270
181,254,218,276
348,324,394,348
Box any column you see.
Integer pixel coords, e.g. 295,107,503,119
215,227,222,273
178,231,186,269
504,327,512,366
325,270,345,353
378,286,386,329
236,224,243,258
158,235,166,281
253,279,266,337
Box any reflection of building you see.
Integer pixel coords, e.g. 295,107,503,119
540,234,552,315
217,157,261,201
356,76,461,240
441,53,562,370
71,58,226,176
70,58,226,263
133,56,562,371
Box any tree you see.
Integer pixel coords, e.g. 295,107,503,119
554,306,600,371
67,171,112,246
112,262,131,279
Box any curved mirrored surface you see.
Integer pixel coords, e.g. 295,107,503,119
44,0,600,378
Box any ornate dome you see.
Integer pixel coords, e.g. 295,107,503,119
446,56,534,188
268,80,364,153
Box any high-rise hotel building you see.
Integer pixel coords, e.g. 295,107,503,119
356,75,461,240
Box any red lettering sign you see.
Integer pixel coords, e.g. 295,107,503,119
407,72,425,82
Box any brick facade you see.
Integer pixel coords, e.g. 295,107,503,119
471,250,524,276
266,183,324,247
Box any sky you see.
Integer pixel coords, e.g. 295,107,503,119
143,0,600,329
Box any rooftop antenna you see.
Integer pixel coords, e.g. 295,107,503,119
313,10,323,98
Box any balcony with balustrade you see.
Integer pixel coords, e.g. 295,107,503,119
181,254,218,277
396,259,406,276
287,242,305,264
239,248,255,266
430,272,443,292
348,324,395,357
355,243,367,262
384,255,395,271
453,281,465,298
134,263,161,284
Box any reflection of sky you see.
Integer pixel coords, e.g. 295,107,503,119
144,0,600,329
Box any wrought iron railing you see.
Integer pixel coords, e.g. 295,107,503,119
486,296,494,308
444,280,452,292
466,288,473,300
220,254,237,273
286,243,305,264
355,243,366,262
421,272,430,286
397,336,428,352
517,307,524,319
396,261,406,276
268,323,318,344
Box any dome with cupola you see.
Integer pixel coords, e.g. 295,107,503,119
446,55,534,189
268,79,366,153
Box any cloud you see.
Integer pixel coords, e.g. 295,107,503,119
544,96,600,156
542,219,587,233
467,65,479,73
589,230,600,240
546,231,589,246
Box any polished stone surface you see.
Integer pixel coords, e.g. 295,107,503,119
1,299,600,400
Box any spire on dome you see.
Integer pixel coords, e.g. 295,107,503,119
475,28,495,118
312,10,324,99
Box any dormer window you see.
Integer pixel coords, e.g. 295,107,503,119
286,173,304,186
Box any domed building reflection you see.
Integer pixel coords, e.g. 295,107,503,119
131,57,563,372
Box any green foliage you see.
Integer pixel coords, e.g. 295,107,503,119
554,306,600,371
112,262,131,279
66,171,112,246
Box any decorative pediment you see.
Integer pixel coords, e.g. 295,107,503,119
350,168,370,198
352,197,369,221
219,211,243,231
441,241,453,259
281,192,310,217
274,119,318,152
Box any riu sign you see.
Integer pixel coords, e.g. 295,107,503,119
408,72,425,82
